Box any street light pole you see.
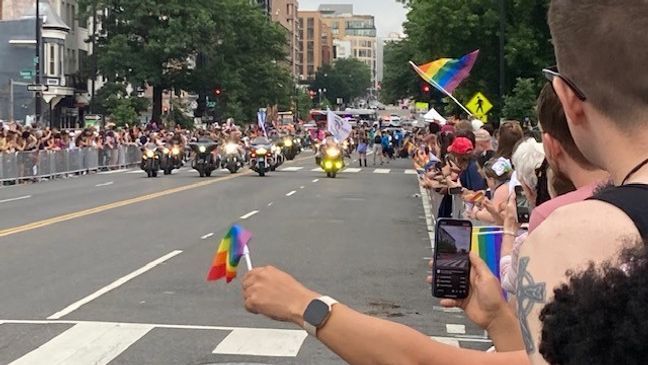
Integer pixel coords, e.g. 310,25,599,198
90,0,97,113
498,0,506,106
35,0,42,125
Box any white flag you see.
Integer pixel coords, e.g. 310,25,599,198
257,111,267,137
327,110,352,142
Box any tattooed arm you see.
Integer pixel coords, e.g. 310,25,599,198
516,200,641,364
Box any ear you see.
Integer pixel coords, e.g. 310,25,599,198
552,78,586,127
542,133,563,166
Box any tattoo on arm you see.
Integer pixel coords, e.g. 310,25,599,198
516,256,546,354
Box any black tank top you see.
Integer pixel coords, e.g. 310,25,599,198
589,184,648,239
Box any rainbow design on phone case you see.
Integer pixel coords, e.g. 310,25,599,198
471,226,504,280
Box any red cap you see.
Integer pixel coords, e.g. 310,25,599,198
448,137,474,155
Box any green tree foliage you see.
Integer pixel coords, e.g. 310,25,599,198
109,99,138,127
91,82,149,125
502,77,538,121
384,0,554,119
311,58,372,105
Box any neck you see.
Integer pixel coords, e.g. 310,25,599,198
566,165,609,188
600,133,648,185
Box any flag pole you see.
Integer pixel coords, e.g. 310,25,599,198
243,245,253,271
409,61,473,116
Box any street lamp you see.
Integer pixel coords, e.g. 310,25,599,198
35,0,42,125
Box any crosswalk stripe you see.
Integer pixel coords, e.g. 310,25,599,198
404,169,417,175
213,328,308,357
446,324,466,334
126,170,145,174
431,336,461,347
373,168,391,174
99,169,131,175
9,322,153,365
343,168,362,173
311,167,323,172
280,166,304,172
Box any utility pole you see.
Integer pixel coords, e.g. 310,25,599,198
90,0,97,113
35,0,42,125
498,0,506,106
10,79,14,122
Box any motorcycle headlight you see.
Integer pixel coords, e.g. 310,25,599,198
163,148,170,154
224,143,238,154
324,161,333,169
326,147,340,157
284,139,293,147
145,150,155,158
199,145,206,153
296,138,301,143
271,146,278,153
335,161,343,169
256,148,267,155
171,147,180,155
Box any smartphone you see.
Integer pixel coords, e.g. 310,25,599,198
432,219,472,299
514,185,530,223
448,186,463,195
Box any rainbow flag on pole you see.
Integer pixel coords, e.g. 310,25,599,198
207,225,253,283
410,50,479,94
471,226,503,280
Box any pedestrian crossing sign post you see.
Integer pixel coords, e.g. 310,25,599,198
466,92,493,122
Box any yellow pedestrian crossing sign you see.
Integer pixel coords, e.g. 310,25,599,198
466,92,493,120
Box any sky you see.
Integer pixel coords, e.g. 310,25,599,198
298,0,408,38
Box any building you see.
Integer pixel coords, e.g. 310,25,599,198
0,0,90,126
318,4,377,88
296,10,333,81
270,0,299,78
376,32,405,88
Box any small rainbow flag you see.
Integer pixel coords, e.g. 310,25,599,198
471,226,503,280
410,50,479,94
207,225,253,283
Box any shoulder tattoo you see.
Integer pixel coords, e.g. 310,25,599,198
516,256,546,354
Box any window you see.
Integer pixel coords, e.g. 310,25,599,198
60,45,65,76
71,5,76,31
307,50,314,63
49,44,56,75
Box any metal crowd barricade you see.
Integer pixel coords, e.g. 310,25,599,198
0,145,141,183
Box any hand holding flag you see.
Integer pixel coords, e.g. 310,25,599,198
207,225,253,282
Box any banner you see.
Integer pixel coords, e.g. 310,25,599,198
257,110,267,137
327,110,352,142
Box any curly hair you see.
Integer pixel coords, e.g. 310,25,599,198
539,242,648,365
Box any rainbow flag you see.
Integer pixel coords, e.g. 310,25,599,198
471,226,503,280
207,225,252,283
410,50,479,94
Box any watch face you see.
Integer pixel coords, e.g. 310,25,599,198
304,300,330,327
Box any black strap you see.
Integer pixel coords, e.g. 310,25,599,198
588,184,648,239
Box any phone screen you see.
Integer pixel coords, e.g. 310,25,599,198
448,186,463,195
515,185,530,223
432,219,472,299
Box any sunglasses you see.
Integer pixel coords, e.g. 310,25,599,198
542,66,587,101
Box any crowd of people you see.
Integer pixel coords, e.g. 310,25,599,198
238,1,648,364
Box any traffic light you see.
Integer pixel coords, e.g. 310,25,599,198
213,86,223,97
422,84,431,93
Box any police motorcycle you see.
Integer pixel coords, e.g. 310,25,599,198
249,137,274,177
189,139,220,177
141,144,162,178
221,141,245,174
320,142,344,178
159,143,183,175
281,135,299,161
270,138,285,171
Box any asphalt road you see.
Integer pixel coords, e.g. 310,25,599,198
0,151,490,365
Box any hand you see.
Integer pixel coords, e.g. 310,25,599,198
481,198,505,226
503,194,520,233
427,253,508,330
242,266,319,325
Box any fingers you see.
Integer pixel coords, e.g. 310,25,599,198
439,299,461,308
469,252,492,277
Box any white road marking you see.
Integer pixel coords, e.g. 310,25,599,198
446,324,466,334
213,328,308,357
300,186,305,189
312,179,319,183
286,190,297,197
433,306,464,313
280,166,304,172
373,168,391,174
267,202,274,206
200,233,214,240
47,250,183,320
311,167,323,172
430,336,460,348
126,170,145,174
0,195,31,204
344,168,362,173
98,169,132,175
240,210,259,220
404,169,418,174
9,322,153,365
95,181,114,187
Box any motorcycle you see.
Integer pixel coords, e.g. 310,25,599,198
141,146,160,178
159,144,183,175
189,142,220,177
221,142,244,174
249,142,274,177
321,145,344,178
342,140,353,158
281,136,299,161
271,144,284,171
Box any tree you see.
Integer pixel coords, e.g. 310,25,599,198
91,81,149,125
380,39,418,105
109,98,138,127
502,77,538,121
311,58,371,105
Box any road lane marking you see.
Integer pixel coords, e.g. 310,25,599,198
446,324,466,334
47,250,183,319
98,168,132,175
9,322,153,365
213,328,308,357
430,336,460,348
344,168,362,173
286,190,297,197
373,168,391,174
201,233,214,240
312,179,319,183
404,169,417,174
0,195,31,204
280,166,304,172
267,202,274,206
240,210,259,220
311,167,323,172
300,186,305,189
0,172,250,238
95,181,114,187
126,170,145,174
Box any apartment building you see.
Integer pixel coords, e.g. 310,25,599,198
296,10,333,81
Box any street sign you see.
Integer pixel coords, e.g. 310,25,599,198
466,92,493,119
20,69,34,80
27,84,48,92
206,101,216,108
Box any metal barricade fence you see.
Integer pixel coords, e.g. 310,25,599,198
0,145,141,183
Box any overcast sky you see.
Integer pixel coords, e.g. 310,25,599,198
298,0,408,38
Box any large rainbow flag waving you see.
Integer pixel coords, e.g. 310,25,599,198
207,225,253,283
410,50,479,95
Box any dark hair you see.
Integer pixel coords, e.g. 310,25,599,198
537,83,594,169
495,121,524,159
437,131,455,161
540,242,648,365
428,122,441,135
482,123,495,136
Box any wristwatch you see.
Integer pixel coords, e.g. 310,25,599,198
302,296,338,336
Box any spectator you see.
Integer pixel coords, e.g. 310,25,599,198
495,121,524,159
